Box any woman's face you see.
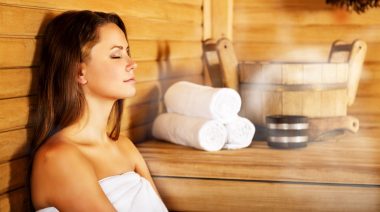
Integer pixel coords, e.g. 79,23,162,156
81,23,136,100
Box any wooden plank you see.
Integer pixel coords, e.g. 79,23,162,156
211,0,233,40
233,25,380,43
235,42,380,63
121,101,164,131
167,0,203,7
0,128,30,163
126,16,202,41
136,58,203,82
0,157,28,195
137,138,380,185
203,0,211,40
154,177,380,212
234,7,380,26
0,38,202,68
121,123,153,144
0,37,39,68
131,40,203,61
282,91,303,115
0,57,203,99
234,0,327,9
0,97,32,133
361,63,380,81
357,80,380,97
0,0,202,24
0,5,202,40
0,68,35,99
0,188,29,212
349,97,380,115
0,4,60,37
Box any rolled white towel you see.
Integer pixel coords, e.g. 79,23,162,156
164,81,241,123
152,113,227,151
223,117,255,150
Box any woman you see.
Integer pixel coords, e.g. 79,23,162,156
30,10,167,211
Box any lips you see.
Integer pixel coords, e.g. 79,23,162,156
123,77,135,83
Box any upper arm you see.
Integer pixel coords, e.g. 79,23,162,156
31,143,115,212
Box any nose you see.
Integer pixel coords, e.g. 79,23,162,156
126,58,137,72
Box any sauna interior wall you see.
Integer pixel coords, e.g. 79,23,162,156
233,0,380,118
0,0,204,210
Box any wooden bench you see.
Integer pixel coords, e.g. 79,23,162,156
138,121,380,211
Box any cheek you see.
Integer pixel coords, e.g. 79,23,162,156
89,62,122,82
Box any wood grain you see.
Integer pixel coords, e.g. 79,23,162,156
0,158,28,195
138,135,380,185
0,0,202,24
0,188,29,212
0,129,30,163
154,177,380,212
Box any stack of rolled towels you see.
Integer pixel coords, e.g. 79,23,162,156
152,81,255,151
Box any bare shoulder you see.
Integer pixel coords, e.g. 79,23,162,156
32,135,93,182
31,135,93,205
31,135,114,211
116,135,141,157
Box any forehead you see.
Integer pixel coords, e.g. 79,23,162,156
96,23,128,46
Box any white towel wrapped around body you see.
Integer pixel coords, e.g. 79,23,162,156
164,81,241,122
35,172,168,212
152,113,227,151
223,117,255,150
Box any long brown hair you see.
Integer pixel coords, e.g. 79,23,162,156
33,10,129,151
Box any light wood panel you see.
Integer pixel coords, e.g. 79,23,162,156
234,25,380,43
121,123,153,144
362,63,380,81
0,0,202,24
0,188,29,212
0,129,30,163
0,5,202,41
234,42,380,63
0,68,34,99
0,0,203,24
138,137,380,185
234,7,380,26
349,97,380,115
155,177,380,212
0,37,38,68
167,0,203,6
0,158,28,195
0,97,33,133
136,58,203,82
234,0,327,9
131,40,203,61
0,38,202,68
357,81,380,97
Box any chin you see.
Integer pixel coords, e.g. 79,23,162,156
123,88,136,98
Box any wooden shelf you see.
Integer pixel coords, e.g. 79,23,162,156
137,127,380,211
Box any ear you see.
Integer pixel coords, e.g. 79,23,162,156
77,62,88,85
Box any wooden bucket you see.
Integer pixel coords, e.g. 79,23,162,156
239,61,350,126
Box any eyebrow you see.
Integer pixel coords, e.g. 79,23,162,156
110,45,129,50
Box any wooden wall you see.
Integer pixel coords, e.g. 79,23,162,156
0,0,204,211
233,0,380,119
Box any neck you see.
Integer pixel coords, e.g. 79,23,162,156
66,96,117,145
